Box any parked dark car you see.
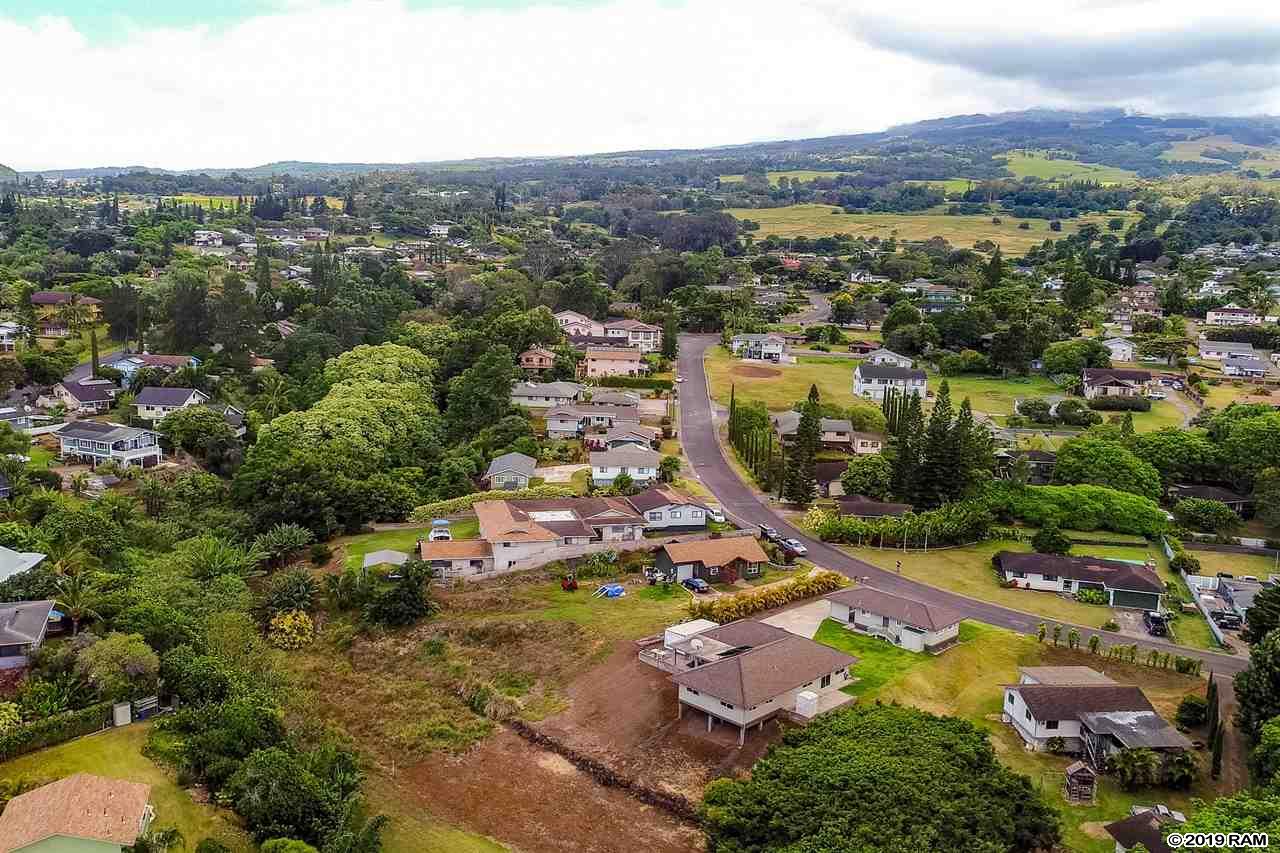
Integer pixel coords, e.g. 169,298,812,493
1213,611,1243,630
759,524,782,543
682,578,711,594
1143,611,1169,637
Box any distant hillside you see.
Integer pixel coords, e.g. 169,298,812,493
0,163,17,183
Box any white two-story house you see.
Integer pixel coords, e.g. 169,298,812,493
605,319,662,353
853,364,927,401
729,333,787,362
589,447,660,487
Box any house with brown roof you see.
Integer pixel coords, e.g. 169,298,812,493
655,537,769,584
666,620,858,745
518,345,556,373
1105,806,1185,853
1002,668,1190,766
0,773,153,853
29,291,102,338
1081,367,1153,400
825,587,961,653
580,346,646,379
604,318,662,353
995,551,1164,611
418,538,495,579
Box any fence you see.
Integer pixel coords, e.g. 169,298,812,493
1165,537,1229,648
1184,539,1280,560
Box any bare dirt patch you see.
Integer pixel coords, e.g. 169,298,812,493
729,364,781,379
401,728,703,853
1079,821,1112,840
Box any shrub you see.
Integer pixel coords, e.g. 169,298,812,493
1176,694,1208,728
984,481,1168,537
196,841,232,853
1169,552,1202,575
1031,522,1072,555
1045,736,1066,754
0,702,112,761
308,543,333,565
26,469,62,491
268,610,314,650
1076,589,1108,605
687,571,847,622
805,501,995,548
1088,395,1152,412
1101,619,1120,631
1173,498,1241,534
0,702,20,734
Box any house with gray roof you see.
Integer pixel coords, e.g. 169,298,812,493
510,381,584,410
771,411,855,448
853,364,927,401
0,545,46,585
58,421,163,468
134,387,210,422
0,600,56,669
589,447,661,486
825,587,961,653
483,452,537,490
52,379,119,414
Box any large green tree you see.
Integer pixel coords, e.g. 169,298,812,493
700,704,1061,853
783,386,821,506
1236,629,1280,742
1052,438,1162,501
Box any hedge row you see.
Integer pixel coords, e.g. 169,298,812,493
1087,395,1152,412
598,376,673,391
0,702,112,762
410,485,577,519
804,501,996,549
687,570,847,622
984,481,1168,537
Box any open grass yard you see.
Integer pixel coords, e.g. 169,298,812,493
1125,400,1187,432
1186,548,1279,579
725,203,1139,252
0,723,251,850
999,150,1138,184
718,169,850,185
839,621,1220,853
935,372,1061,416
1199,380,1280,410
704,345,856,410
338,519,481,569
837,538,1217,648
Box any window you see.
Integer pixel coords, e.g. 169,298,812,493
1024,708,1032,721
720,700,735,710
1007,692,1014,705
691,509,703,519
1012,571,1025,579
1046,720,1059,730
648,512,663,521
670,510,682,519
707,565,719,576
686,687,699,695
820,674,831,688
1043,574,1058,582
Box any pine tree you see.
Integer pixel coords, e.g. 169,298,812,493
1119,412,1135,441
891,393,924,503
919,380,955,508
784,391,821,506
984,246,1004,290
952,397,992,500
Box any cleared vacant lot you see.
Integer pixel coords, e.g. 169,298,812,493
705,347,858,410
725,204,1140,251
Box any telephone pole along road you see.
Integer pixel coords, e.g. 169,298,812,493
675,333,1247,676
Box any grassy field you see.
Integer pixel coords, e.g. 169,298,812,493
367,776,510,853
903,178,978,197
936,373,1061,416
705,346,857,410
0,724,251,850
1187,548,1279,579
718,170,850,185
999,150,1138,184
339,520,481,569
835,538,1216,648
169,193,345,210
726,204,1140,252
841,622,1217,853
1159,135,1280,171
1126,400,1187,432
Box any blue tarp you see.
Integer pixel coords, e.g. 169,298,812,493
597,584,625,598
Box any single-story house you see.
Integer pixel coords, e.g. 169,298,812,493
133,387,210,422
1081,367,1152,400
510,381,583,410
834,496,912,518
995,449,1057,485
1102,337,1135,363
545,404,640,438
52,379,119,414
669,620,858,744
1169,483,1252,514
655,537,769,583
1199,339,1256,361
994,551,1164,611
825,587,961,653
587,424,659,451
418,539,494,578
0,545,46,584
0,599,56,669
0,773,154,852
0,405,36,432
58,421,163,468
1224,355,1270,377
584,390,640,409
850,431,884,455
628,485,713,530
107,353,200,379
853,364,927,401
1105,806,1186,853
1002,669,1190,765
590,447,661,486
483,452,537,490
729,333,787,362
771,411,854,448
362,549,411,570
863,348,913,368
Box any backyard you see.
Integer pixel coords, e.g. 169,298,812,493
835,538,1218,649
337,519,481,569
826,621,1220,853
0,724,251,851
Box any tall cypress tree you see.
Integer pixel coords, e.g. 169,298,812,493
951,397,991,500
891,393,924,503
919,380,954,509
784,395,821,506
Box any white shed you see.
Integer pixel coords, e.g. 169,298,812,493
664,619,718,649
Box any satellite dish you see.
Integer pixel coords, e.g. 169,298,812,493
690,639,704,651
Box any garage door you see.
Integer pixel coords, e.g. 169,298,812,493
1111,590,1160,610
677,564,694,581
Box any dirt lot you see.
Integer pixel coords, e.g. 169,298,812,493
730,364,781,379
400,728,703,853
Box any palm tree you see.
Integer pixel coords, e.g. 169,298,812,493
44,537,104,577
253,522,314,569
1111,747,1161,791
93,491,140,527
323,796,390,853
136,476,170,517
0,456,28,499
56,294,93,334
67,472,91,499
55,572,102,636
254,369,291,421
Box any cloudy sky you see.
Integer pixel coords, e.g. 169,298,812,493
4,0,1279,171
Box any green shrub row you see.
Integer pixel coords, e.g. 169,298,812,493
410,485,577,519
0,702,112,762
1087,395,1152,412
984,481,1168,537
803,500,997,548
686,570,848,622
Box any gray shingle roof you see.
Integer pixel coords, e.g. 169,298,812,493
826,587,962,632
671,632,857,707
485,452,536,480
135,386,202,407
0,600,55,647
856,364,926,381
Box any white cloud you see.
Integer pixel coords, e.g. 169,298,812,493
1,0,1275,171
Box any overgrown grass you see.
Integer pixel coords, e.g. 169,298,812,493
365,776,510,853
0,724,251,850
338,520,481,569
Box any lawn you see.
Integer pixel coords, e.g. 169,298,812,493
0,724,251,850
339,520,481,569
1186,548,1279,579
836,538,1216,648
512,579,690,645
1125,400,1187,432
705,346,857,410
813,617,940,695
903,178,978,197
936,373,1061,416
723,204,1139,252
854,623,1217,853
999,150,1138,185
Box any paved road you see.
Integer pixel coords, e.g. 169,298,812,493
66,350,124,382
676,334,1249,676
784,292,830,325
